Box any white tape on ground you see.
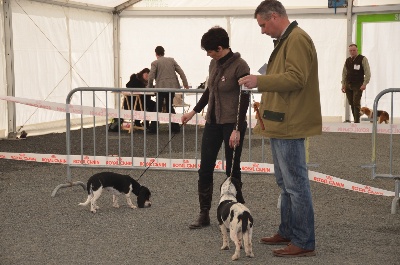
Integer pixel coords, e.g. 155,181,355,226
0,152,394,197
1,95,400,132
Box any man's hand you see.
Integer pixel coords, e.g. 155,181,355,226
360,84,366,91
341,85,346,93
238,75,258,89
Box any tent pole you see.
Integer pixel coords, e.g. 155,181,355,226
113,13,120,108
3,0,16,138
344,0,354,123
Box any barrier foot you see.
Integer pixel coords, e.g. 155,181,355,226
391,180,400,214
51,181,87,197
391,197,399,214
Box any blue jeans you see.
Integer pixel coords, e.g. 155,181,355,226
198,122,247,185
270,138,315,250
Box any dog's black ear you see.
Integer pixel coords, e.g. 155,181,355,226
137,186,151,208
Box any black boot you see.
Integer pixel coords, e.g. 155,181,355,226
189,181,213,229
354,107,360,123
171,123,180,133
147,121,158,134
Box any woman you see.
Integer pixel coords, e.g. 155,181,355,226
125,68,155,127
181,26,250,229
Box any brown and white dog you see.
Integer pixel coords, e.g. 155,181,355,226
359,107,389,124
79,172,151,213
217,177,254,261
253,102,260,120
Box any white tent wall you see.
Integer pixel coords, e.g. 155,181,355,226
121,0,400,122
6,0,114,136
120,16,227,89
120,14,348,121
0,1,7,138
2,0,400,139
362,21,400,117
231,15,348,120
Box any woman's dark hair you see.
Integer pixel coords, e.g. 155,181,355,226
201,26,229,51
137,67,150,83
155,46,165,56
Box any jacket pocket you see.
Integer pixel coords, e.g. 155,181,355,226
263,110,285,122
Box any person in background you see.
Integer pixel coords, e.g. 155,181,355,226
341,43,371,123
238,0,321,258
181,26,250,230
147,46,189,134
125,67,155,127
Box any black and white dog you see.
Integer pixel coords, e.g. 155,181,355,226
217,177,254,261
79,172,151,213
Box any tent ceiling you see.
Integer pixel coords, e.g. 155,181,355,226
29,0,141,12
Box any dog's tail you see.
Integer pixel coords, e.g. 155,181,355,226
240,211,253,233
240,211,254,257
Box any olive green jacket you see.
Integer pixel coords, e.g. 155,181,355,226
254,21,322,139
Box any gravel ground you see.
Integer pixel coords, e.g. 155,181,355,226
0,125,399,265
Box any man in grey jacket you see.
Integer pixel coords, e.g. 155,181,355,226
147,46,189,133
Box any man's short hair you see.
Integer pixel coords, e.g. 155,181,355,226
254,0,287,20
201,26,230,51
155,46,165,56
349,44,358,48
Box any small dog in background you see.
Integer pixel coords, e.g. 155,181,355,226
79,172,151,213
217,177,254,261
359,107,389,124
253,102,260,120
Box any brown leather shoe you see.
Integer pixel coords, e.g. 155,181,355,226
273,243,316,257
259,233,290,245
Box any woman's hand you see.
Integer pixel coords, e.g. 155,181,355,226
181,110,196,125
229,130,240,148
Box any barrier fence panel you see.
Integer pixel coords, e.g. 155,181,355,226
51,87,272,197
365,88,400,214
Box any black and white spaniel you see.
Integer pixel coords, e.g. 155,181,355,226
217,177,254,261
79,172,151,213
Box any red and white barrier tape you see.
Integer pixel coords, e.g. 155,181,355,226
1,95,399,132
0,95,202,125
0,151,394,197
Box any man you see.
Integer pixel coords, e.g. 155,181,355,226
238,0,321,258
341,44,371,123
147,46,189,133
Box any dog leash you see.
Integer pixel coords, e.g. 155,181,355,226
229,85,244,181
136,123,183,181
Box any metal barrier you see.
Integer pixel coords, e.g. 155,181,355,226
51,87,270,197
365,88,400,214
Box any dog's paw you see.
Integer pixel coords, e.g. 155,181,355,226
113,204,120,208
246,252,254,258
91,209,97,213
231,253,240,261
221,245,229,250
130,205,137,209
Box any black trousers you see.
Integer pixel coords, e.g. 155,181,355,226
345,82,363,123
149,92,179,131
198,121,247,185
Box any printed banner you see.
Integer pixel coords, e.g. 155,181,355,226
0,151,395,197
